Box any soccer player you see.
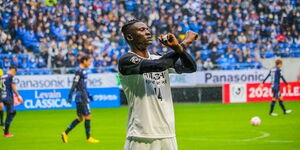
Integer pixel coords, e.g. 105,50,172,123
0,68,4,126
61,56,99,143
260,59,292,116
0,66,21,137
0,102,3,126
118,19,198,150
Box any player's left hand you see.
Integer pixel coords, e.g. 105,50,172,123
158,33,183,53
259,83,264,88
13,94,23,106
18,95,23,104
287,84,291,89
182,30,200,47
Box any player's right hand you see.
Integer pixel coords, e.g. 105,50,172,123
158,33,183,53
259,83,264,88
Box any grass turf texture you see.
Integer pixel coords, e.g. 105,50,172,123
1,102,299,150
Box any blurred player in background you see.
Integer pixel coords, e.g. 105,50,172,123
0,102,3,126
260,59,292,116
0,66,22,137
61,56,99,143
0,68,4,126
119,19,198,150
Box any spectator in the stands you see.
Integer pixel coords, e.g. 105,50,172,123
0,0,298,74
37,57,47,68
12,39,26,54
20,57,29,69
252,57,263,69
66,54,77,68
0,57,11,69
217,54,229,70
28,57,37,69
227,54,237,70
203,58,214,70
0,29,8,46
11,55,20,68
52,50,65,68
3,40,13,54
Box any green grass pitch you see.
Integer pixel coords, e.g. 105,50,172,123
1,102,300,150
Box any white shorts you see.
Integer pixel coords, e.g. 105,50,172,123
124,137,178,150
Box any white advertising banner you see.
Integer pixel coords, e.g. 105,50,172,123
169,73,198,87
14,73,118,90
197,70,269,84
169,70,269,87
14,70,270,90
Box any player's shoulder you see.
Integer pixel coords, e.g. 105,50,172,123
1,74,9,80
7,74,14,79
2,74,8,78
119,52,136,61
75,67,85,75
118,52,143,65
271,67,277,71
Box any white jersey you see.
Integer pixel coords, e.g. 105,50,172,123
119,53,175,139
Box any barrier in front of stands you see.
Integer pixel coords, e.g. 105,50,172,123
223,82,300,103
15,88,120,110
14,73,120,110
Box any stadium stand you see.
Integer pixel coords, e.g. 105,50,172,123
0,0,299,74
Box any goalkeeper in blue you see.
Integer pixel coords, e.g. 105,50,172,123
61,56,99,143
260,59,292,116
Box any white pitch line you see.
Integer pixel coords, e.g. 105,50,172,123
242,131,270,142
183,130,270,142
265,140,295,143
181,130,295,143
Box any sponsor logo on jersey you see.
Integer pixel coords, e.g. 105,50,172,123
130,56,141,64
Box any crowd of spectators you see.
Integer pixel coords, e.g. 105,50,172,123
0,0,299,74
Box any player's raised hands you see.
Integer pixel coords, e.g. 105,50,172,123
182,30,200,47
158,33,183,53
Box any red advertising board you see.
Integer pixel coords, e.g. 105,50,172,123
223,82,300,103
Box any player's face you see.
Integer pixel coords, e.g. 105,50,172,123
278,64,282,68
129,22,153,49
84,59,92,68
9,69,17,76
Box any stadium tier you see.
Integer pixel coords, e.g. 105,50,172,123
0,0,299,75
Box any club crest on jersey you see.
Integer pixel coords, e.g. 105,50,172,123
130,56,141,64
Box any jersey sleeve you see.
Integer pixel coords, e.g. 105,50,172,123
118,52,179,75
11,76,16,84
69,70,82,97
262,70,271,83
173,51,197,74
280,70,288,85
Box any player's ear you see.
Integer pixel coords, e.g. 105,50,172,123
126,34,133,41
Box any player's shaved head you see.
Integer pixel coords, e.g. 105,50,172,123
121,19,142,42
